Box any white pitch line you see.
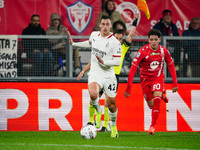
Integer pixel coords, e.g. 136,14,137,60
0,143,197,150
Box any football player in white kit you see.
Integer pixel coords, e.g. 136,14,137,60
68,15,121,138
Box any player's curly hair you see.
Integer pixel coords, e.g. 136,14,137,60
148,29,162,38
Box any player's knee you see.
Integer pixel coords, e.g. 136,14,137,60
89,90,98,100
108,103,116,110
153,96,161,111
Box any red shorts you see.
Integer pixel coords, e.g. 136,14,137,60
140,76,165,101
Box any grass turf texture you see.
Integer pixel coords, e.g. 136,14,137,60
0,131,199,150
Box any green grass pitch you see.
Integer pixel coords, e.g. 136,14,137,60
0,131,199,150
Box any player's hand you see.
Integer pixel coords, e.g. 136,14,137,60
124,91,131,98
68,31,73,45
172,87,178,92
96,55,104,64
134,12,139,19
77,72,83,81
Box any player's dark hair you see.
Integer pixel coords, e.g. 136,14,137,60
148,29,162,38
100,15,112,22
113,30,123,36
31,14,40,21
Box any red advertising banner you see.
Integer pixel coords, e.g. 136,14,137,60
0,0,199,35
0,82,200,131
0,0,101,35
114,0,200,36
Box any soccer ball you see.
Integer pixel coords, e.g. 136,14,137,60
80,125,97,139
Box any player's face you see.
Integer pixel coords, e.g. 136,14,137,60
114,33,123,44
148,35,161,50
31,16,40,27
99,19,112,36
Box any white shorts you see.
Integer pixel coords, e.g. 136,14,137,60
88,74,117,98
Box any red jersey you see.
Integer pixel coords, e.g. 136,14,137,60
132,43,173,81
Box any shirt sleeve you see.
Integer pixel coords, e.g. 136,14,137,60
132,48,145,67
72,32,94,48
72,40,91,48
165,48,178,88
125,64,138,94
125,48,144,94
103,41,121,66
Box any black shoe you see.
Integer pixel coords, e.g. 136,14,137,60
100,126,108,132
87,122,93,125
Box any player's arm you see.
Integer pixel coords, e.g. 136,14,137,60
68,31,91,48
96,42,121,66
124,63,138,97
77,62,91,81
126,12,139,44
165,50,178,92
124,49,144,97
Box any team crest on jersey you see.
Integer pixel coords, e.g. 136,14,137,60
150,61,159,69
66,1,93,34
106,42,110,48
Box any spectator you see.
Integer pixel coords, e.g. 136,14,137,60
46,13,68,62
153,9,180,72
182,17,200,77
46,13,69,76
93,0,126,32
22,14,53,76
153,9,179,36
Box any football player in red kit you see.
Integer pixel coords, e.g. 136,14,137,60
124,29,178,135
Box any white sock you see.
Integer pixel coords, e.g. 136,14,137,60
91,97,101,113
109,109,118,126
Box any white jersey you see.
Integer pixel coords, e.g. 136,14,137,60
89,31,121,78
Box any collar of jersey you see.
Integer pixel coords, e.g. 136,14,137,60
98,32,113,39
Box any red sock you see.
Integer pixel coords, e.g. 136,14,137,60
151,96,161,127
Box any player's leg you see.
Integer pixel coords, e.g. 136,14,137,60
105,94,118,137
88,88,104,126
162,91,169,103
147,91,162,135
103,76,118,137
100,99,109,132
100,75,119,132
88,82,102,128
146,78,164,135
87,101,96,125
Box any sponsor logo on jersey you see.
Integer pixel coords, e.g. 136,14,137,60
92,47,106,58
150,61,159,69
151,52,160,55
66,1,93,34
136,52,141,58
